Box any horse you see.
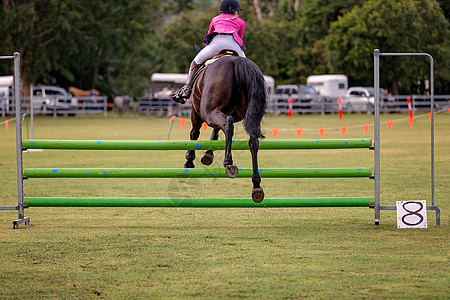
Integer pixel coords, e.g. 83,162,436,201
68,87,100,97
113,94,136,117
185,55,267,203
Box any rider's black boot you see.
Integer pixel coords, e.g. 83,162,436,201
172,61,200,104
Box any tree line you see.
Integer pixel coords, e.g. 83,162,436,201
1,0,449,98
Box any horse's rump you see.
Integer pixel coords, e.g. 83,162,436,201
193,55,266,138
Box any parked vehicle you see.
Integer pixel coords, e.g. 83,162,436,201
298,85,326,103
306,74,348,98
274,84,324,110
32,85,78,115
342,87,384,113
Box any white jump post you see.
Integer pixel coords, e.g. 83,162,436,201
374,49,440,227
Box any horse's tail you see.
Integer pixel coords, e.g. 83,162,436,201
233,57,267,139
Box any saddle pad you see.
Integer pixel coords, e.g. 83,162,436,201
204,57,220,66
204,53,235,66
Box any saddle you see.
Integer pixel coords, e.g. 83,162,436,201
190,49,240,88
209,49,239,63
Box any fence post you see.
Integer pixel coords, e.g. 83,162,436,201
104,97,107,117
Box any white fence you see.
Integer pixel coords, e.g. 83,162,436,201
2,94,448,118
0,96,108,117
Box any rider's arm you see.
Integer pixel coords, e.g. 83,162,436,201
237,19,245,40
206,18,216,36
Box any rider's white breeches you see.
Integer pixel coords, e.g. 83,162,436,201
193,35,246,64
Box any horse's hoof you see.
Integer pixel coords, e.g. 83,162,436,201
184,161,195,168
252,187,265,203
225,165,239,178
201,152,214,165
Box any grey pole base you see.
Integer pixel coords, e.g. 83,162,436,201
374,205,440,227
0,206,30,229
13,216,30,229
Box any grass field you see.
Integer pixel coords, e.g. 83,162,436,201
0,112,448,299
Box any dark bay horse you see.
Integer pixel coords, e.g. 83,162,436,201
184,55,267,203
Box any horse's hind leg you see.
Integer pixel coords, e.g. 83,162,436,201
204,112,238,178
201,128,219,166
184,110,202,168
223,115,239,178
249,135,264,203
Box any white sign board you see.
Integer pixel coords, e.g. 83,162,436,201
397,201,427,228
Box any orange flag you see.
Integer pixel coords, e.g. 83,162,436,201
296,129,303,139
340,127,347,137
202,122,208,132
5,120,9,131
408,117,414,128
180,118,187,130
448,107,450,115
363,124,369,135
271,128,279,139
319,128,325,139
386,121,393,131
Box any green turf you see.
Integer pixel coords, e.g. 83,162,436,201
0,112,448,298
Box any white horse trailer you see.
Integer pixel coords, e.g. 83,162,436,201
0,75,13,113
306,74,348,98
0,76,13,94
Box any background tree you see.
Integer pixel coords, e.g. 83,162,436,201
324,0,450,94
1,0,163,97
161,9,214,73
278,0,366,83
1,1,80,95
49,0,163,98
436,0,449,20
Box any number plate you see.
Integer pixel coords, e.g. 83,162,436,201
397,201,427,228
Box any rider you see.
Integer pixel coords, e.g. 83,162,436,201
172,0,246,103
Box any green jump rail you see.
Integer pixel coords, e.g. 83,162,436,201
23,168,372,178
24,197,374,207
22,139,372,150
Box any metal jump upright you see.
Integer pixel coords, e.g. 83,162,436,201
0,52,30,228
373,49,440,226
